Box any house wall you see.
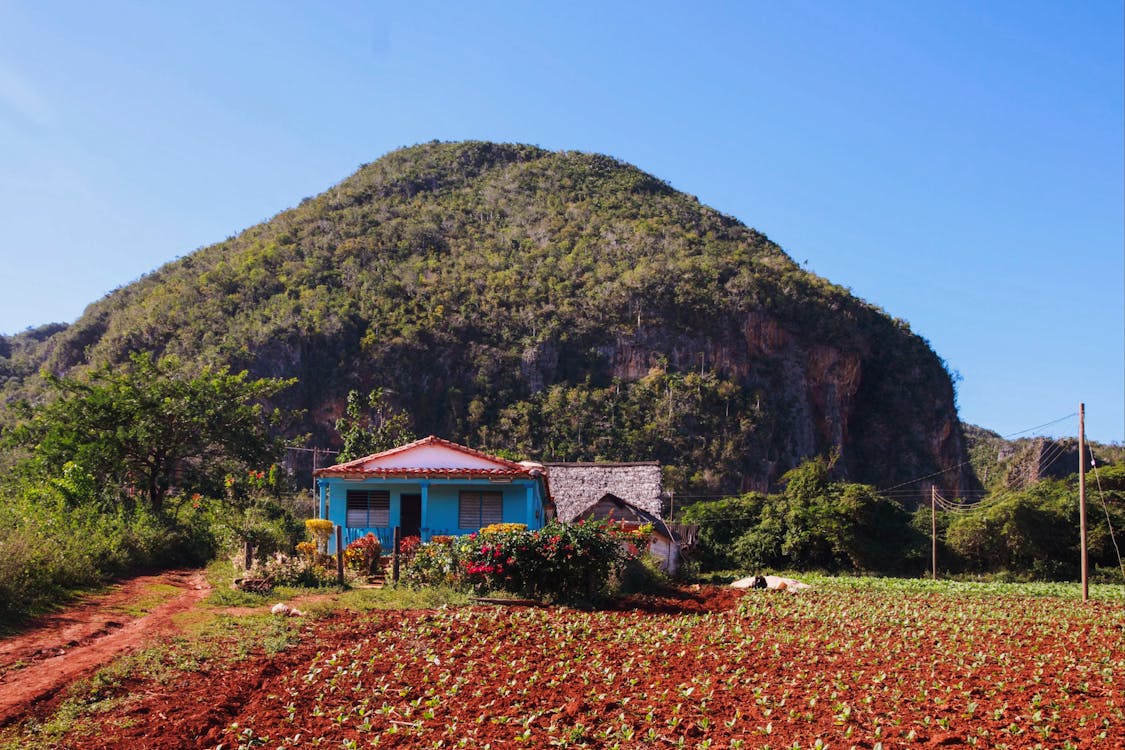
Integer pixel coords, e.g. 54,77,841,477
318,477,545,551
649,536,680,575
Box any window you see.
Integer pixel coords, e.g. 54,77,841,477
346,490,390,527
458,491,503,529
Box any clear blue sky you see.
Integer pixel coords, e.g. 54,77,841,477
1,1,1121,443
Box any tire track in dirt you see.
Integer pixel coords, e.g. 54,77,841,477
0,569,211,728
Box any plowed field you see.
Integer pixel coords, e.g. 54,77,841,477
14,580,1121,749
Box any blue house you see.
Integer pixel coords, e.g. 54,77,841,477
313,435,552,551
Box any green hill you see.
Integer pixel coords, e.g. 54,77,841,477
1,141,969,499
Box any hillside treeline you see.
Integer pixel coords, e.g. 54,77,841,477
1,141,967,499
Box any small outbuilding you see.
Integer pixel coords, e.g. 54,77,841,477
574,492,683,574
545,461,682,574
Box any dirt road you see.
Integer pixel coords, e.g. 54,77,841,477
0,569,210,727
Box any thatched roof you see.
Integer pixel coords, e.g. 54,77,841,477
544,462,663,522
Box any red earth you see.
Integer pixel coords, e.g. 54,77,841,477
4,580,1123,749
0,569,210,728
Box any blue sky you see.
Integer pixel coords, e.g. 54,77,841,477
1,1,1121,443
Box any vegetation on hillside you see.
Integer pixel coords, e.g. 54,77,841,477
964,422,1125,492
0,141,965,497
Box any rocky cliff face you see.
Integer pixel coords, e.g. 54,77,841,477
1,141,970,501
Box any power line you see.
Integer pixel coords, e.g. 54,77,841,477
1089,451,1125,585
877,411,1080,495
1002,413,1078,439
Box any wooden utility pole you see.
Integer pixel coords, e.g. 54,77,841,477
1079,403,1088,601
931,485,938,581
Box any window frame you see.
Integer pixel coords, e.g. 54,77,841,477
346,489,390,528
458,490,503,529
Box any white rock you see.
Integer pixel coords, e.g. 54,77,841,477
730,575,810,592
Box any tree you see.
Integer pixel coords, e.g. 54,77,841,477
335,388,416,462
9,353,293,512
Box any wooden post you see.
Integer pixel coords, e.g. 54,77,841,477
392,526,401,584
931,485,938,581
244,539,253,572
1079,403,1088,602
336,524,345,586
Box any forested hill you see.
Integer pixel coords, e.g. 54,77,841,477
0,141,969,499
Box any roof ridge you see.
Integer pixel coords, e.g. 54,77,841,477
321,435,527,473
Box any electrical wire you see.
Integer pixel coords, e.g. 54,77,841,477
1002,413,1079,439
877,411,1079,495
1089,452,1125,585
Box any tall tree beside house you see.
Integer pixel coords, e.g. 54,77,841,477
6,352,293,512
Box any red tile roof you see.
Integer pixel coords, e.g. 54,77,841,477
313,435,536,479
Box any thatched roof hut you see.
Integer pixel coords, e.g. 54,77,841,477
544,462,663,522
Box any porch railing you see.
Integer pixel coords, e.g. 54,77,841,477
341,527,460,550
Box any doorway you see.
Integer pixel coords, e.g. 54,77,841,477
400,493,422,539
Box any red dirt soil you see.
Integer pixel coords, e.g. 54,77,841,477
0,569,210,728
6,582,1124,749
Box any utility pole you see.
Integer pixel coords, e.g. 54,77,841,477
312,448,319,519
931,485,938,581
1079,403,1088,602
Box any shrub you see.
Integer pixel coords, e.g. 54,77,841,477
479,522,527,535
403,536,460,588
406,520,635,604
344,533,382,575
304,518,334,554
255,552,340,588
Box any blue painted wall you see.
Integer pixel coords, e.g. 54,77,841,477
318,476,547,552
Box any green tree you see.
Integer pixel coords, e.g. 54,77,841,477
8,352,293,512
335,388,416,462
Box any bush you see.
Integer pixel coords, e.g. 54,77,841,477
255,552,340,588
345,533,382,575
0,482,218,626
404,520,635,604
404,535,460,588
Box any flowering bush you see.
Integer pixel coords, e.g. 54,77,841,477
406,521,635,604
254,552,339,588
304,518,334,554
479,522,527,535
404,537,460,588
399,535,422,554
344,533,382,575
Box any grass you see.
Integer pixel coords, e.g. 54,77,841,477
798,572,1125,601
105,582,182,618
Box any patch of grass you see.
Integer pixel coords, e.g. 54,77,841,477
107,582,182,618
325,584,471,613
0,694,107,749
800,573,1125,601
203,558,347,609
